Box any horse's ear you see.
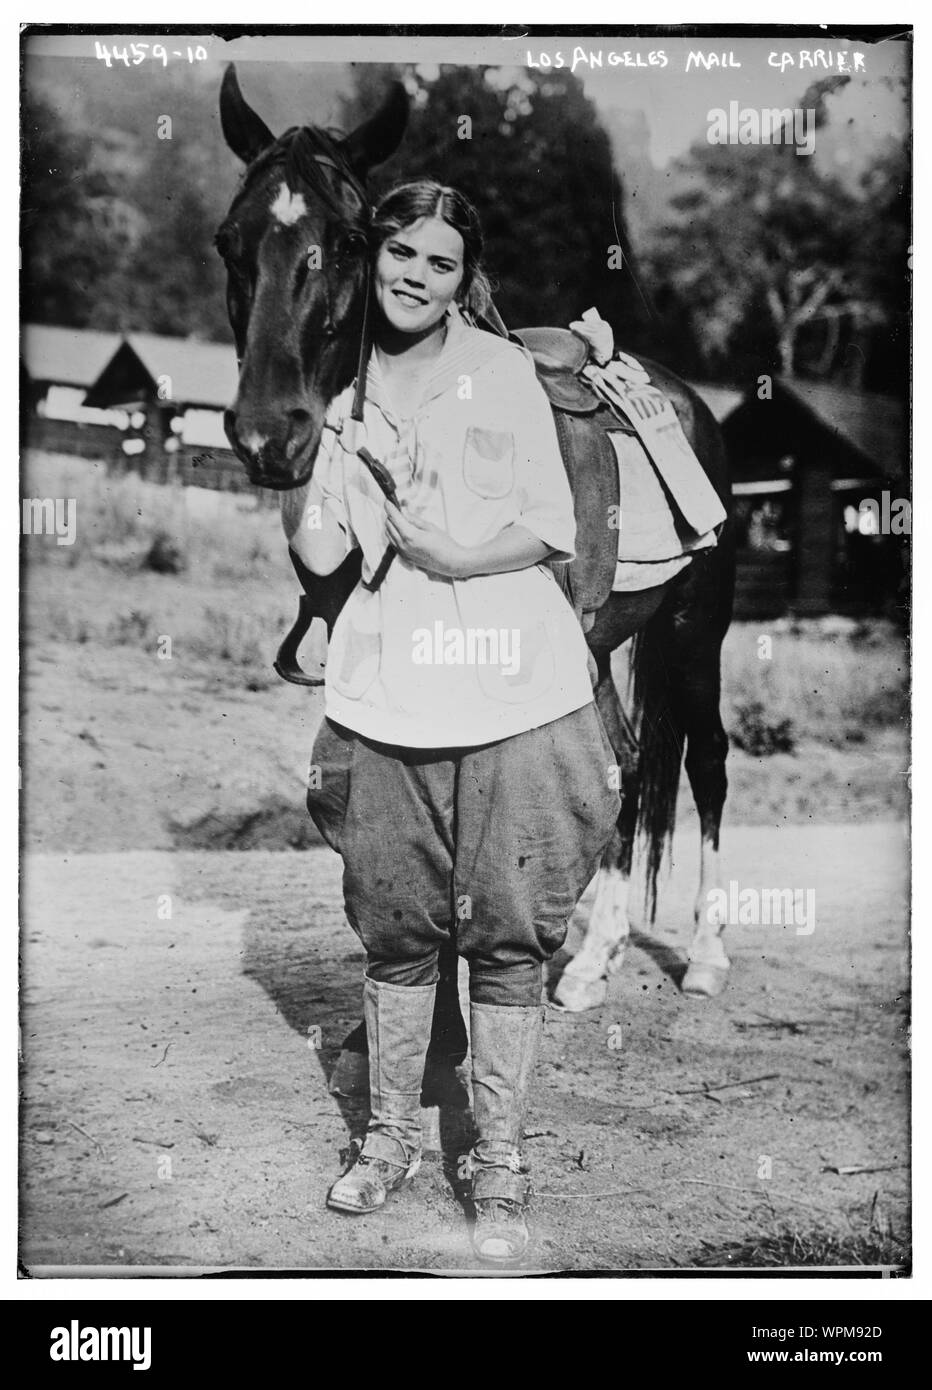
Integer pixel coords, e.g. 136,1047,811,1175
220,64,275,165
342,80,408,175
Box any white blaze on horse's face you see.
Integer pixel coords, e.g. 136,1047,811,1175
374,216,465,336
270,182,309,227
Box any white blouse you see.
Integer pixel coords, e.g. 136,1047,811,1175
307,310,595,748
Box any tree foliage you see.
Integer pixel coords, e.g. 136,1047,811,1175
21,85,232,340
642,78,909,390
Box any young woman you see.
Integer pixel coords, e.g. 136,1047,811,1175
281,180,620,1263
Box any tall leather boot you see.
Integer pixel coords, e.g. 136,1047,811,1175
329,940,466,1099
467,1002,542,1263
327,977,435,1214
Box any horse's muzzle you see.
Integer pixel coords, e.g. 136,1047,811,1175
224,406,317,490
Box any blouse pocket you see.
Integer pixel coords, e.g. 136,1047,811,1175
329,600,382,701
462,426,516,500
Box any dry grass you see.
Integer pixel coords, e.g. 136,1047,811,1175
692,1216,910,1270
721,620,908,752
22,451,287,678
22,451,283,589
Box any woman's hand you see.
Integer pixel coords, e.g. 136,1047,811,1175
386,504,553,580
385,502,468,579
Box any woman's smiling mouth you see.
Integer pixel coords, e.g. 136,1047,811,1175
392,288,428,307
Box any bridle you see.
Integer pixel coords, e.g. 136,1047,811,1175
288,149,373,426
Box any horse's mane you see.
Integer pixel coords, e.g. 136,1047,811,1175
230,125,369,231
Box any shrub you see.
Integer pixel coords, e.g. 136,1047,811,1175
143,530,188,574
107,609,156,647
731,699,795,756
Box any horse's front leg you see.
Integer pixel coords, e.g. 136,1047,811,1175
552,839,632,1011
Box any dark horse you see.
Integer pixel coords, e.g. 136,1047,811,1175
217,67,736,1065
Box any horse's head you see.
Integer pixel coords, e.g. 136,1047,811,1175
217,64,407,489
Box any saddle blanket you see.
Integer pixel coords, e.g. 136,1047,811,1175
609,430,718,593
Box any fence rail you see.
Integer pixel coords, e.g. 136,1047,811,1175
25,417,278,506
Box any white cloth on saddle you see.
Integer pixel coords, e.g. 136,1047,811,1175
609,431,717,594
584,359,727,538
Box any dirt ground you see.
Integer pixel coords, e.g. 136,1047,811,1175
20,821,908,1274
19,536,910,1276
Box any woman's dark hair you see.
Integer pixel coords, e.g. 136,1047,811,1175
369,180,492,321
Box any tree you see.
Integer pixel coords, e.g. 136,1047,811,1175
21,92,137,327
98,134,232,340
642,77,909,387
21,78,233,341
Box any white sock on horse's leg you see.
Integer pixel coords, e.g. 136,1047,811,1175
682,834,730,997
553,866,630,1011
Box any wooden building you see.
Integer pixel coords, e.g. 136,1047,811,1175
21,324,125,460
693,376,909,620
23,325,246,491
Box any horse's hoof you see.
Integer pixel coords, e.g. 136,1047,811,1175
681,962,730,998
552,971,608,1012
328,1049,369,1098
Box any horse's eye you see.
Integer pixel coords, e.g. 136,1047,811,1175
339,231,368,261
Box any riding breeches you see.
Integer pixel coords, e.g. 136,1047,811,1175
306,703,620,1007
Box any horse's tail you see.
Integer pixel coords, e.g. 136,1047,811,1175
628,604,685,922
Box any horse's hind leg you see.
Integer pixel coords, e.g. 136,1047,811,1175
553,649,637,1012
664,560,733,997
681,701,731,997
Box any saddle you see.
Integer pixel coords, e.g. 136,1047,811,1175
512,327,631,620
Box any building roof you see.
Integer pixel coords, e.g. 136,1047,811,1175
21,324,122,388
721,375,909,484
22,325,239,410
122,333,239,410
686,381,743,423
775,376,909,472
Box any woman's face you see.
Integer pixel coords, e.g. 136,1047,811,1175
374,216,465,335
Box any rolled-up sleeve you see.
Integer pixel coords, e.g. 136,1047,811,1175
505,351,577,562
